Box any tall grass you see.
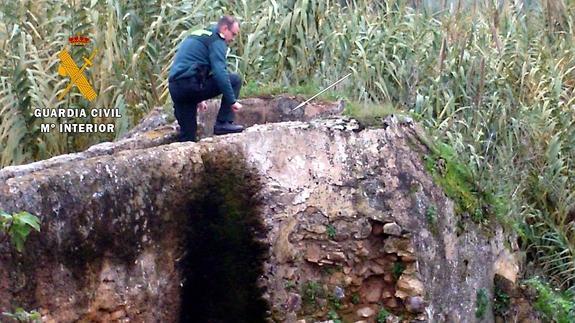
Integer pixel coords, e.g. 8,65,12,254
0,0,574,294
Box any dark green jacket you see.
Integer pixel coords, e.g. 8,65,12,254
169,26,236,104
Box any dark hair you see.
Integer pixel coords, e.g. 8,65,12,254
217,15,238,29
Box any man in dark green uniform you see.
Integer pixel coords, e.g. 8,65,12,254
168,16,244,142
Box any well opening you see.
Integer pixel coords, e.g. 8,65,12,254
179,148,269,323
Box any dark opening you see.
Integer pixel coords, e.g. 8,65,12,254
179,148,269,323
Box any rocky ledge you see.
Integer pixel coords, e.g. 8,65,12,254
0,111,520,322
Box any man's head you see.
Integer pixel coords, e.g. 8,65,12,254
217,15,240,44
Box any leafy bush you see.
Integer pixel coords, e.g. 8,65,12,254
0,210,41,252
326,224,337,240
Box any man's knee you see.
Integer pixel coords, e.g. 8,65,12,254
230,73,242,88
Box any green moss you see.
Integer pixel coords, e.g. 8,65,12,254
475,288,489,319
242,80,404,129
420,138,503,224
351,293,360,304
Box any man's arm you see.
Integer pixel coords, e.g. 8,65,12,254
208,40,236,104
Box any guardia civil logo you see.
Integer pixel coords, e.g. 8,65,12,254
57,35,98,101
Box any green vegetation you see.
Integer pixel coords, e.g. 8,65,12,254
322,264,342,276
326,224,337,240
327,309,342,323
0,210,40,252
344,101,399,126
0,211,41,322
422,140,502,223
302,281,324,308
526,277,575,323
243,80,339,101
376,307,391,323
351,293,360,305
392,262,405,280
493,285,511,317
284,280,296,291
2,308,41,323
475,288,489,319
425,205,437,225
328,294,342,311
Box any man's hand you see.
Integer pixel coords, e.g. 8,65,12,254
197,101,208,112
231,102,243,112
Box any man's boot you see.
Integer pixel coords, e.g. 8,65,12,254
213,120,244,135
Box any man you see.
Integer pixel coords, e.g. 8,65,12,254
168,15,244,142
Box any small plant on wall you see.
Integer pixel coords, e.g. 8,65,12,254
0,210,40,252
0,210,41,322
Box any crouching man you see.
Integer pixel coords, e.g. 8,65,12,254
168,15,244,142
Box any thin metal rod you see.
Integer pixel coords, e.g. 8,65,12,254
291,73,352,111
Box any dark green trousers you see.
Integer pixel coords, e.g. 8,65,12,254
169,73,241,141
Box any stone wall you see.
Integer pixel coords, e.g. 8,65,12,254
0,116,518,322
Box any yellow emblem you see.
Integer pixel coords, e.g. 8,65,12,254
57,48,98,101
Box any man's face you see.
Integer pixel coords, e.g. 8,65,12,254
221,22,239,44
